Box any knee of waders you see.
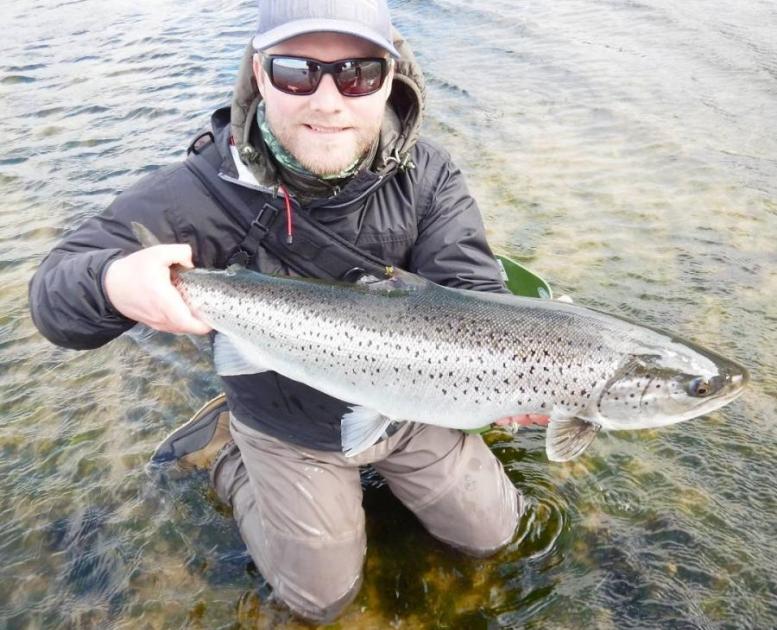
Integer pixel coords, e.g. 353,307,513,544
276,563,363,624
420,487,525,558
460,489,525,557
266,530,366,623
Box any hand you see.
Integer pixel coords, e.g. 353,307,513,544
104,244,212,335
494,414,550,427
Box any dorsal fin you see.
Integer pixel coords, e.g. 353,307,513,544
131,222,163,248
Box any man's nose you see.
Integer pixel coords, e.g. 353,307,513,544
308,73,343,112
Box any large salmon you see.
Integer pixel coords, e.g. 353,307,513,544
134,224,749,461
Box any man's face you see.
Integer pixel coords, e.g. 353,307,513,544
254,32,394,177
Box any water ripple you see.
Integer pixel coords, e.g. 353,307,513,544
1,0,775,627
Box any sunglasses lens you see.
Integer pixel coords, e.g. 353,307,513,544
271,57,320,95
268,56,387,97
334,59,386,96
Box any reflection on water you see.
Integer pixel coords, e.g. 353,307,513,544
2,0,776,627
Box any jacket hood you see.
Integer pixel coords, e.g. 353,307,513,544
224,28,426,189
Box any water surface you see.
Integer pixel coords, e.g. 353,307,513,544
1,0,775,627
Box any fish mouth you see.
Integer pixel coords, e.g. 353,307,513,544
600,358,749,431
678,364,749,422
724,362,750,389
675,345,750,418
705,356,749,404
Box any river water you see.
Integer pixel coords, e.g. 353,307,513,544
1,0,775,628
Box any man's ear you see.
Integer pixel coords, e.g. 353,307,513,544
253,53,266,98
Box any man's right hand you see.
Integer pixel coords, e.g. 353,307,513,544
104,244,212,335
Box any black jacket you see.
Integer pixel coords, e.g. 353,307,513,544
28,37,507,450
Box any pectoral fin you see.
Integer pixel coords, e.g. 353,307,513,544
546,416,601,462
213,333,270,376
341,406,394,457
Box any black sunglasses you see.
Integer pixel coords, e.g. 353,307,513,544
261,54,390,97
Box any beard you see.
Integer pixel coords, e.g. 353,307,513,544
265,109,383,177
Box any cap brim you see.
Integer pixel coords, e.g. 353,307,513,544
252,18,401,59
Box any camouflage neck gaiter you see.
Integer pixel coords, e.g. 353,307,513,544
257,106,363,182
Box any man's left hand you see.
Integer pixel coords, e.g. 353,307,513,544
494,414,550,427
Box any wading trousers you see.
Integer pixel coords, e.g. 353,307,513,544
212,417,524,623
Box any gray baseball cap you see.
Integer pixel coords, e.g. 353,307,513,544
252,0,401,59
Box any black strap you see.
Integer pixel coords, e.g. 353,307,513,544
186,131,215,156
184,139,394,282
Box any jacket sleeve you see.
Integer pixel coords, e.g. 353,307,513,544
408,141,508,294
28,165,191,350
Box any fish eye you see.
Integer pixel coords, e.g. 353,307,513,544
688,377,711,397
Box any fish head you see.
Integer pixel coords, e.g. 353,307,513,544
595,338,749,430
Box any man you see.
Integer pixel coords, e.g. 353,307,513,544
29,1,547,623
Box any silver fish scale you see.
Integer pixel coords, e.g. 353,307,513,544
175,268,647,429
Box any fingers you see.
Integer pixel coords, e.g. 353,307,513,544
526,414,551,426
156,282,212,334
154,243,196,269
494,414,551,427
